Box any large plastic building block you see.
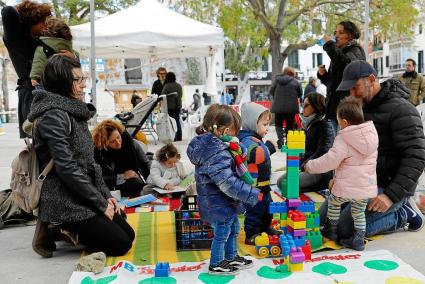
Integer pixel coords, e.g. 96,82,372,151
287,227,306,237
287,219,306,230
288,262,303,272
286,199,301,209
298,201,315,214
287,160,300,167
255,233,270,246
286,131,306,150
294,236,306,247
155,262,170,277
280,213,288,220
302,240,312,261
306,214,315,229
269,202,288,214
288,210,306,222
280,234,296,257
306,231,323,250
289,247,305,263
280,220,287,227
269,235,280,245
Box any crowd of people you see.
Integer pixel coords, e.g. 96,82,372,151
2,0,425,278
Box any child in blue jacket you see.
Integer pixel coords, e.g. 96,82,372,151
187,104,262,276
238,102,279,245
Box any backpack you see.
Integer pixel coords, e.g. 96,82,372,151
0,189,35,229
10,115,71,213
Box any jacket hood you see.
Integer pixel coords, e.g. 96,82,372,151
380,79,410,100
238,129,261,141
241,102,268,131
276,74,294,86
339,121,378,155
40,36,73,51
187,133,227,166
28,89,95,122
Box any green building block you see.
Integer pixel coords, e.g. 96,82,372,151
306,215,315,229
282,167,299,199
280,213,288,220
306,231,323,250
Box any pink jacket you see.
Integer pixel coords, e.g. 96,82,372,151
305,121,378,199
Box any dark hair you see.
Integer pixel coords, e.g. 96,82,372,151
304,92,326,115
283,66,296,77
196,104,241,135
406,58,417,66
165,72,176,83
337,96,364,125
16,1,51,26
42,17,72,40
156,143,180,162
338,20,361,39
92,119,125,149
41,55,82,97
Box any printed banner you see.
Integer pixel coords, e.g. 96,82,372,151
68,249,425,284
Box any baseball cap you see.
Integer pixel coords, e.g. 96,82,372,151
337,60,378,91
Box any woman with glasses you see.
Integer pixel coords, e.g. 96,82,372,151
277,92,335,192
151,67,167,95
317,20,365,134
27,55,134,258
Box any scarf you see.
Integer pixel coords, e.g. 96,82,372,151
220,135,255,185
300,113,317,130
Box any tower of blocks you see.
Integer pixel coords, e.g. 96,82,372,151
254,130,322,272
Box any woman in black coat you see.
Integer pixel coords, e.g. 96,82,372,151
93,120,151,198
278,93,335,192
161,72,183,141
28,55,134,258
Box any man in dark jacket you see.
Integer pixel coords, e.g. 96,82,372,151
151,67,167,95
2,2,51,138
161,72,183,141
320,61,425,240
270,66,302,148
304,77,317,97
317,20,366,133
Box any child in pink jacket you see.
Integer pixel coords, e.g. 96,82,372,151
305,97,378,251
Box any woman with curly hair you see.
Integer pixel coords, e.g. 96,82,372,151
1,1,75,138
92,120,151,198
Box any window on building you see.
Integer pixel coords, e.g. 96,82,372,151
386,56,389,68
288,51,300,70
261,57,268,71
312,53,323,68
419,51,424,74
389,45,402,70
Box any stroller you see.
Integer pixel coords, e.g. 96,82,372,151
115,93,178,144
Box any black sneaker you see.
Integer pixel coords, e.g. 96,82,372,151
404,197,425,232
209,260,240,275
228,255,254,269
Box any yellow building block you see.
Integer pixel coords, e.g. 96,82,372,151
287,142,305,149
287,219,306,230
280,220,287,227
284,256,290,264
255,232,269,246
289,262,304,272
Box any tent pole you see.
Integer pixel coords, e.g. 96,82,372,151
90,0,97,110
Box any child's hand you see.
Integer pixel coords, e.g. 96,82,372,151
31,79,39,87
164,183,174,191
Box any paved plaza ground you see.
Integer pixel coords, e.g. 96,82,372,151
1,123,425,283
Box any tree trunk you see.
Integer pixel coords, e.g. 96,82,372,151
1,58,10,122
270,33,284,81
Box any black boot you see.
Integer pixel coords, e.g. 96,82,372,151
321,218,338,241
340,230,365,251
32,219,55,258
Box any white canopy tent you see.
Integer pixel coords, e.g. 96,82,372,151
71,0,224,59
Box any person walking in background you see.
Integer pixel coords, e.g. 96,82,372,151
304,77,317,97
270,66,302,149
220,91,232,105
398,58,425,106
317,20,366,133
191,89,202,112
161,72,183,141
151,67,167,95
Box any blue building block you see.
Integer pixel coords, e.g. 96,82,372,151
287,160,300,167
298,201,315,213
294,236,306,247
280,234,296,257
269,202,288,214
155,262,170,277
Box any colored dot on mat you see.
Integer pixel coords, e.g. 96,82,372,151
81,275,117,284
256,266,292,279
364,260,399,271
198,272,235,284
385,276,424,284
312,262,348,276
138,277,177,284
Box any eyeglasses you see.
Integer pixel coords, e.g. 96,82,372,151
159,72,166,76
73,76,87,84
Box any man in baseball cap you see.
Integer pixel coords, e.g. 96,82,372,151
320,60,425,241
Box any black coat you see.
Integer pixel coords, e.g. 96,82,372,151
151,79,165,95
94,132,151,191
28,90,111,223
161,82,183,111
270,75,302,115
364,79,425,202
318,41,366,119
304,83,316,97
300,115,335,169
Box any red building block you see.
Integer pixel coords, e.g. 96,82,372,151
288,210,306,222
302,240,312,261
269,235,280,245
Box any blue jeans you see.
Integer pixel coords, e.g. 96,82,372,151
244,191,272,238
319,188,408,238
210,215,240,266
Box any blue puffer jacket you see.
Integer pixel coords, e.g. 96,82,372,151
187,133,260,223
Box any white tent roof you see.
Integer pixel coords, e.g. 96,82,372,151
71,0,224,59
